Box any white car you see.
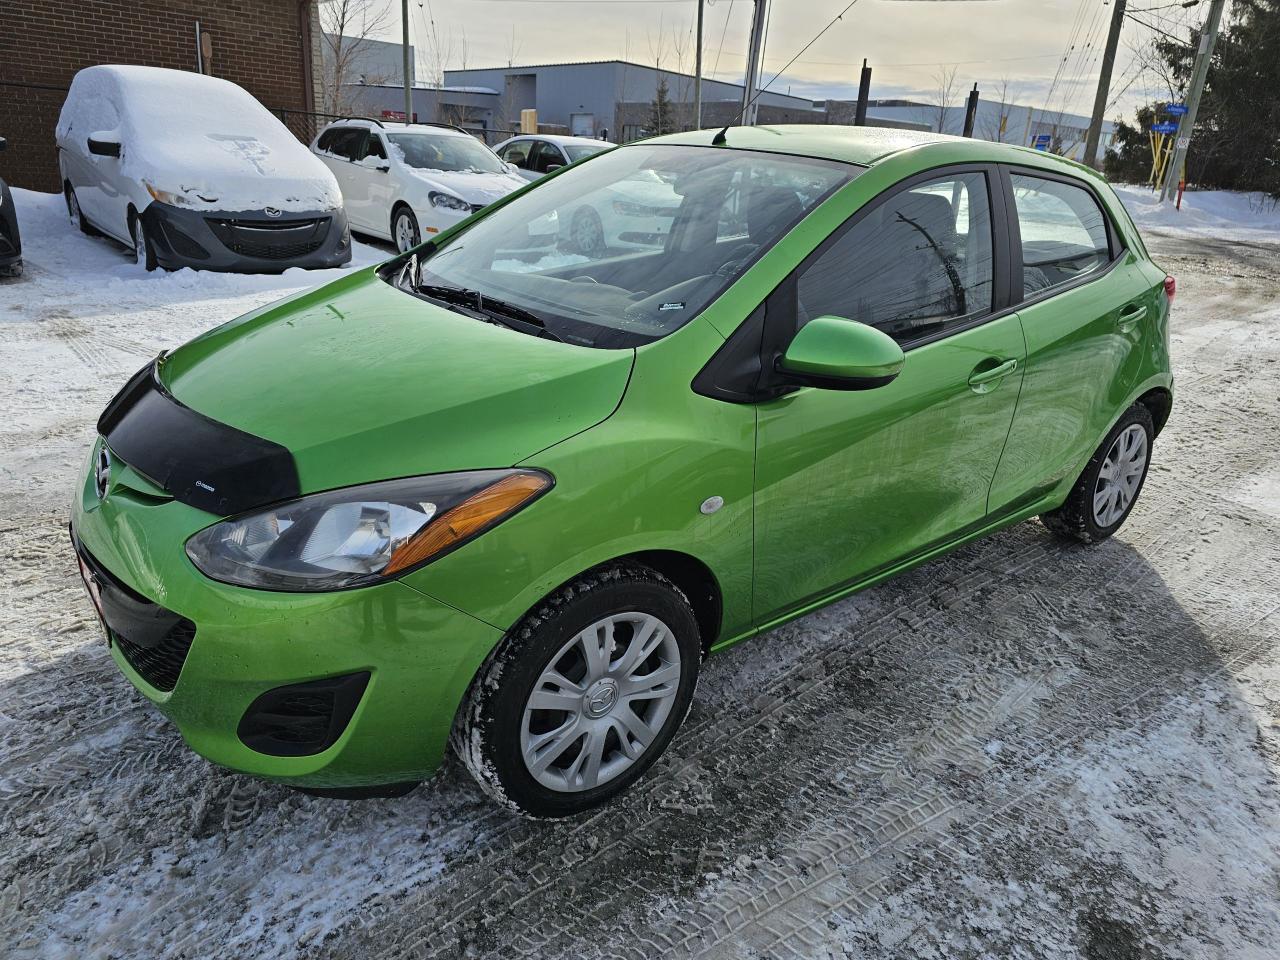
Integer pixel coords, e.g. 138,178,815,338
492,134,611,182
312,119,527,252
56,65,350,272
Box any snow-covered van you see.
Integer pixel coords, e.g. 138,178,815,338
56,65,351,272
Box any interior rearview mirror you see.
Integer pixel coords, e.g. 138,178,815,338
777,316,905,390
87,134,121,158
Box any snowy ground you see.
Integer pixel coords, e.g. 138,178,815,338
2,186,1279,959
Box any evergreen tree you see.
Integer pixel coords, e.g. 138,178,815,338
647,78,672,137
1106,0,1280,197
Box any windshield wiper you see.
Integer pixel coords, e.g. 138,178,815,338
416,284,564,342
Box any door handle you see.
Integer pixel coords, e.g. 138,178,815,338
968,358,1018,393
1117,303,1147,332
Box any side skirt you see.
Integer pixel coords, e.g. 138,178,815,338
709,492,1063,655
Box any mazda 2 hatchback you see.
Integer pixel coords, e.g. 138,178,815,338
71,127,1173,817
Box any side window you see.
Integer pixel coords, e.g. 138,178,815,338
1010,174,1112,297
363,134,387,161
327,129,362,161
530,141,564,173
796,172,994,346
317,130,336,153
501,140,532,168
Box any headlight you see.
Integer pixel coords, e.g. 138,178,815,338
145,183,196,207
185,469,552,591
429,191,471,211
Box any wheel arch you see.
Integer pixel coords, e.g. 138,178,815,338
1135,386,1172,437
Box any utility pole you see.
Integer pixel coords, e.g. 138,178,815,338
741,0,768,126
962,82,980,137
854,59,871,125
401,0,412,125
694,0,704,129
1160,0,1227,201
1084,0,1127,169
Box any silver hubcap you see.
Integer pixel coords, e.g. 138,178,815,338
573,212,601,252
1093,423,1148,527
520,612,681,793
395,213,418,252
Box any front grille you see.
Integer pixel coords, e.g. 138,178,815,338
205,216,331,261
74,538,196,692
114,620,196,692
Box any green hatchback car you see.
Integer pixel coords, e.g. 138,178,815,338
71,126,1173,817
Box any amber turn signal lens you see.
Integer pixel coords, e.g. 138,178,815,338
382,472,550,575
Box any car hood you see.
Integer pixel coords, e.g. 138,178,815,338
159,270,634,494
404,167,526,205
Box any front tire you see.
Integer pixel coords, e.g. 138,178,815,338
1041,403,1154,543
454,563,701,818
392,205,421,253
568,206,606,256
66,184,99,237
131,216,157,271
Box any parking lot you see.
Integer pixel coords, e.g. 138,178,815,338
2,189,1279,959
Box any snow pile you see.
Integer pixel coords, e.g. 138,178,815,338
1113,183,1280,242
56,65,341,213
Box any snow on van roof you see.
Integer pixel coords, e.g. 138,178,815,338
56,65,341,213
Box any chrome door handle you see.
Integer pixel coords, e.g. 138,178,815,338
1118,303,1147,331
968,358,1018,393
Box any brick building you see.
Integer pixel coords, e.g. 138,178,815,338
0,1,323,192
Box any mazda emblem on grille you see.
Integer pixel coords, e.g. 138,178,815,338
264,207,282,218
94,445,112,501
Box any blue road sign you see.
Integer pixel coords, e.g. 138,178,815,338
1151,121,1179,134
1166,104,1189,115
1033,134,1051,150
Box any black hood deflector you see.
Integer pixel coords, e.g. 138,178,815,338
98,360,301,516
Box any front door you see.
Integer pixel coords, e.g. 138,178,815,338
986,168,1152,512
753,168,1026,621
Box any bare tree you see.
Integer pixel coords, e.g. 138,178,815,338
317,0,393,115
981,75,1021,142
931,65,960,134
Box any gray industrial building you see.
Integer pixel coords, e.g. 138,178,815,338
333,58,1109,163
442,60,823,142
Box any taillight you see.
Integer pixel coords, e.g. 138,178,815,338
1164,275,1176,301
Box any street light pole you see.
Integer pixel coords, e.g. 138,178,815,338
401,0,412,125
1160,0,1227,202
1084,0,1127,169
694,0,704,129
741,0,768,126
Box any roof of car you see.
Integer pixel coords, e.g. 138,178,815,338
502,134,608,146
326,118,473,137
646,124,1097,177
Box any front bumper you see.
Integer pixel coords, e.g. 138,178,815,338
70,439,503,790
141,201,352,273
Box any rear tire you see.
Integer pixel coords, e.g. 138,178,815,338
453,562,701,818
1041,403,1154,544
66,184,99,237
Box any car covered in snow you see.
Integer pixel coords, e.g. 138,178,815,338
311,118,527,253
72,126,1174,818
493,133,612,182
0,137,21,278
56,65,352,272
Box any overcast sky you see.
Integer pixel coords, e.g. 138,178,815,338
361,0,1219,121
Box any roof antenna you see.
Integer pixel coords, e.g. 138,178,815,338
708,0,861,147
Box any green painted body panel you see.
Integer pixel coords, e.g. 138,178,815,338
73,128,1174,788
161,268,634,493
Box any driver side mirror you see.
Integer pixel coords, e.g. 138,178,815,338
0,137,7,153
505,161,521,174
87,134,121,158
777,316,905,390
376,164,390,173
546,163,564,172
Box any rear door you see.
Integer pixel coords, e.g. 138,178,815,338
986,167,1150,513
752,166,1027,621
345,130,390,234
318,128,367,228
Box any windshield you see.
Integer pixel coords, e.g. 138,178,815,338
387,132,506,174
564,143,609,162
392,145,857,348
